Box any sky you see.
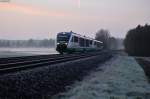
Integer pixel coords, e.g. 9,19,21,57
0,0,150,40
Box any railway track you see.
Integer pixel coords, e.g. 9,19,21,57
0,52,104,74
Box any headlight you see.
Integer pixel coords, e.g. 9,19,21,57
57,42,67,45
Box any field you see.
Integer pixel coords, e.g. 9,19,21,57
0,48,58,58
53,54,150,99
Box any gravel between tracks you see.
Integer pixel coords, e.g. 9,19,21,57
0,52,112,99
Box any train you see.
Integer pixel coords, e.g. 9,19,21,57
56,31,103,54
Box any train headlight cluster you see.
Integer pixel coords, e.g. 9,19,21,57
57,43,60,45
57,42,68,45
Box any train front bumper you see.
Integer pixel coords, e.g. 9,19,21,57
56,43,67,53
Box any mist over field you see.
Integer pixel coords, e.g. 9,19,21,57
0,39,55,48
0,39,57,57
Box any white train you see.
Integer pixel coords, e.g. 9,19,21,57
56,31,103,54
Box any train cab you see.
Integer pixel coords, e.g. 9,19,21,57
56,32,72,54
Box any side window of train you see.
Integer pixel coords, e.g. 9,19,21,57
79,38,84,47
94,42,96,46
74,36,78,43
90,40,92,45
86,39,90,47
97,43,101,47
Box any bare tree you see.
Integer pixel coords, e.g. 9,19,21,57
109,37,118,50
95,29,110,49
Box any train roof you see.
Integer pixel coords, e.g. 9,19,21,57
58,31,103,43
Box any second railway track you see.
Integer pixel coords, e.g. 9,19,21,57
0,51,106,75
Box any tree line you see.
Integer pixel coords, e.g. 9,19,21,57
124,24,150,56
0,39,55,48
0,30,124,49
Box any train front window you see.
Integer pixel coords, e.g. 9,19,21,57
57,34,70,43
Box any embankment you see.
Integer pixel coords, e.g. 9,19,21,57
0,52,112,99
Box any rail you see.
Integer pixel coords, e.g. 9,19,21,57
0,52,104,74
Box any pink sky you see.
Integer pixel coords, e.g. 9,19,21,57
0,3,71,17
0,0,150,39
